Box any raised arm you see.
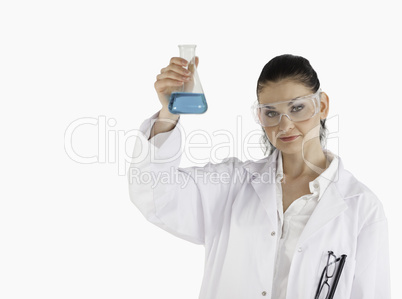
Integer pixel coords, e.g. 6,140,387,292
127,56,242,245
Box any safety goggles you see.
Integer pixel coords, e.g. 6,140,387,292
251,89,322,127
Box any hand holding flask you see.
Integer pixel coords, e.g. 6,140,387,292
168,44,208,114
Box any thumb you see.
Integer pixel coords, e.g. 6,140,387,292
195,56,199,68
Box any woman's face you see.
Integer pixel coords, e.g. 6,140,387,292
258,79,329,155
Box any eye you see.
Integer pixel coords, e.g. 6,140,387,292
291,104,305,112
264,110,279,118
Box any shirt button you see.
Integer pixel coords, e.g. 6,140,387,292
271,231,276,236
262,291,267,296
298,247,303,252
313,182,319,189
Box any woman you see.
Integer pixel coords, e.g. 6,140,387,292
127,54,390,298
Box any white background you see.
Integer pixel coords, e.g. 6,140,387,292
1,0,401,298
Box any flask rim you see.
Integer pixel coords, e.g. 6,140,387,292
178,44,197,48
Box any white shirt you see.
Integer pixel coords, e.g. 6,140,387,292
127,111,390,299
272,151,339,299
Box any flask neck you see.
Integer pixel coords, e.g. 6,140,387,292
178,45,196,64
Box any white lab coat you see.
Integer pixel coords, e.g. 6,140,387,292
127,112,391,299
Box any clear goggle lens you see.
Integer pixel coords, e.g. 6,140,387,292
252,90,321,127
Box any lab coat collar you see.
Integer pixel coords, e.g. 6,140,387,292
242,149,279,181
243,149,349,243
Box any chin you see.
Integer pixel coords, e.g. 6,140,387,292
274,143,303,155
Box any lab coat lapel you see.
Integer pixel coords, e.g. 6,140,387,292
246,151,279,227
298,182,348,245
246,150,349,242
250,173,277,226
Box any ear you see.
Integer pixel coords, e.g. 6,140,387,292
319,92,329,119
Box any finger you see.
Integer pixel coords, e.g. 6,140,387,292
154,78,184,92
160,57,189,74
170,57,189,67
187,56,199,73
157,70,191,82
160,64,192,78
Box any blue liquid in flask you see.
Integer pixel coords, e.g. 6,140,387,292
168,92,208,114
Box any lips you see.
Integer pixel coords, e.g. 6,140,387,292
279,135,300,142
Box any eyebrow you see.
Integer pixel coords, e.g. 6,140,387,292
263,99,297,109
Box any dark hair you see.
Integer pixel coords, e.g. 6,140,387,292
256,54,327,156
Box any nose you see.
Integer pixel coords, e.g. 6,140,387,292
278,114,294,132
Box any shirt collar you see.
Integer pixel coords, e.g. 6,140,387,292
276,150,339,201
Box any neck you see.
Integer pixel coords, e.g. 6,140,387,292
281,141,329,180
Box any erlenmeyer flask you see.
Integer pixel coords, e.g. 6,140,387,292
168,44,208,114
